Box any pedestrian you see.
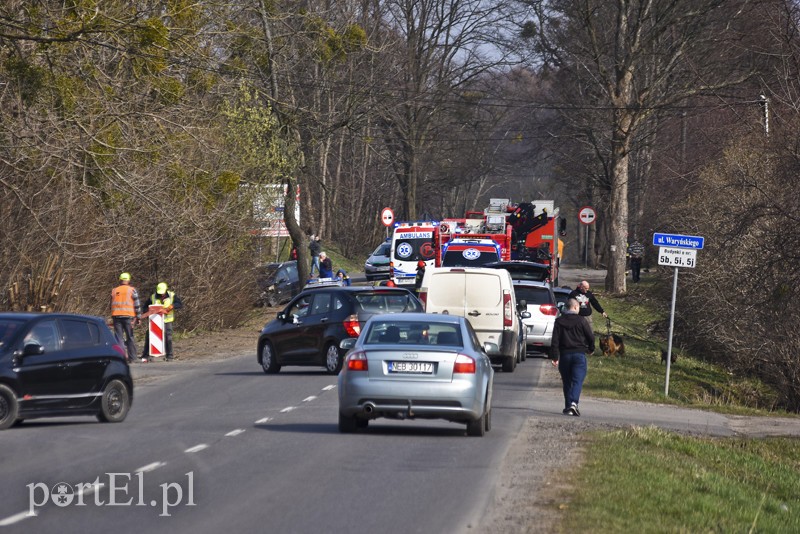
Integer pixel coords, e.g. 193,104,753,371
141,282,183,362
567,280,608,321
414,260,426,295
319,251,333,278
627,239,645,283
550,298,595,416
309,235,321,276
336,269,351,286
111,272,141,364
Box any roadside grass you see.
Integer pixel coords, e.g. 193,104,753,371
560,427,800,534
585,277,781,416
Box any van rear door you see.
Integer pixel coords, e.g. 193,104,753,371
464,271,504,347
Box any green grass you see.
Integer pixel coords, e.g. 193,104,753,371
586,278,781,415
560,427,800,534
552,274,799,533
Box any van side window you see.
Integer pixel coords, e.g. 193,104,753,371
61,319,100,350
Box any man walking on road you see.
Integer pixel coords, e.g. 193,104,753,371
550,298,595,416
111,272,141,363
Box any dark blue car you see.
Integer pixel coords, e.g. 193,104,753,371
0,313,133,429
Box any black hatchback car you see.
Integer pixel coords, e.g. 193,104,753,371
258,287,423,374
0,313,133,429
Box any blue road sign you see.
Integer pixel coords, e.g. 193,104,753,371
653,233,704,249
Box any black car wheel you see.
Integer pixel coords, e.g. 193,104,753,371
502,353,517,372
0,384,19,430
466,411,486,437
484,406,492,432
97,379,131,423
261,341,281,374
338,412,358,433
324,343,343,375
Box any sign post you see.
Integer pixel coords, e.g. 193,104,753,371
578,206,596,267
381,207,394,239
655,232,704,396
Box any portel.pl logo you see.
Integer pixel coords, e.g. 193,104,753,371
27,472,195,517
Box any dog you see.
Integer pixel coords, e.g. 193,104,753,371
660,348,677,365
598,333,625,357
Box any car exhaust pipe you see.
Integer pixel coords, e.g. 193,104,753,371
363,402,376,414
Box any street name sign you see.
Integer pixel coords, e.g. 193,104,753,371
653,232,704,249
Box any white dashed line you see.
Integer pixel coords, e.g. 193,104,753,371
0,511,34,527
322,385,336,391
185,444,208,453
255,417,273,424
225,429,245,437
302,396,317,402
280,406,296,413
136,462,165,473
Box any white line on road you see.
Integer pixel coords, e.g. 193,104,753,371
136,462,166,473
322,385,336,391
302,396,317,402
225,429,245,437
0,511,34,527
185,444,209,453
255,417,273,424
280,406,295,413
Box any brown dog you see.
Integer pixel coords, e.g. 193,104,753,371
599,334,625,357
660,348,677,364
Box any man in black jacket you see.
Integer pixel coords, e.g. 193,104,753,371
550,298,595,416
567,281,608,321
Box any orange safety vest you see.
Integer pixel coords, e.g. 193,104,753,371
111,285,136,317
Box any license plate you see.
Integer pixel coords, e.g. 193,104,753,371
395,278,414,285
388,361,434,374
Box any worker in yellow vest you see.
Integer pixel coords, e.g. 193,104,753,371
111,272,141,363
141,282,184,362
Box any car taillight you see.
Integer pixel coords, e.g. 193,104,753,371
503,290,513,327
347,351,368,371
419,290,427,308
112,344,126,358
343,314,361,337
389,261,395,277
540,304,558,316
454,354,476,374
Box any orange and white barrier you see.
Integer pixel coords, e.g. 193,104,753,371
148,304,164,359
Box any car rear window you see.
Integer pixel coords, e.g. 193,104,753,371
365,320,462,346
354,292,422,313
514,286,553,305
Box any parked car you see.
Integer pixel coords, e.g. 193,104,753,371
485,260,551,283
553,286,573,312
337,313,496,436
0,313,133,430
257,286,423,374
256,260,300,307
418,267,529,372
513,281,558,356
365,240,392,281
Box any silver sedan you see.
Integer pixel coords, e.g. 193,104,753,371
337,313,496,436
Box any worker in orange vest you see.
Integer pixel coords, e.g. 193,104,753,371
111,272,141,363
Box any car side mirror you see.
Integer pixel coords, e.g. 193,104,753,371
520,311,531,319
483,342,500,355
339,338,357,350
23,342,45,356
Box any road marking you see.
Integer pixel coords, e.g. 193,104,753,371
185,444,208,453
302,396,317,402
136,462,166,473
0,511,34,526
322,385,336,391
225,429,245,437
255,417,273,424
280,406,295,413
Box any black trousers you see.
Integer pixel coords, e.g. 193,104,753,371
631,257,642,282
113,317,137,361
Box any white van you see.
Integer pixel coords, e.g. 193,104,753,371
418,267,528,372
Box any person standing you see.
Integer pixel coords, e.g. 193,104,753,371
414,260,426,295
319,251,333,278
141,282,183,362
111,272,141,364
336,269,351,286
550,298,595,416
627,240,645,283
568,281,607,321
309,235,321,277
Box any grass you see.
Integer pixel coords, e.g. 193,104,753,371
560,427,800,533
553,273,800,533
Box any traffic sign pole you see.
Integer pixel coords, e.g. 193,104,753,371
665,267,678,396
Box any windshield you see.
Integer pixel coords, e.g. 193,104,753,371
441,249,499,267
372,243,391,257
0,319,25,348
